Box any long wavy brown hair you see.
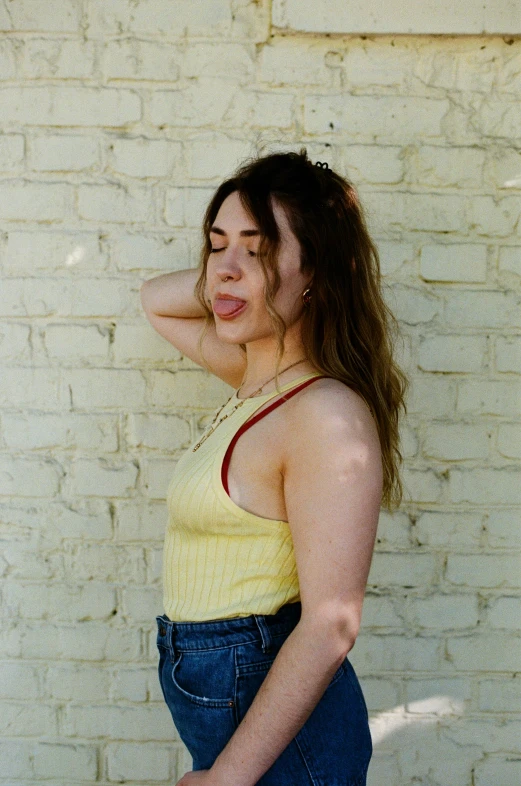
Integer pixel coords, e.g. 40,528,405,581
193,148,409,512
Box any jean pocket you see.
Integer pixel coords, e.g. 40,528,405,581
170,648,237,708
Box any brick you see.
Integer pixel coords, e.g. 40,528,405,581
377,241,414,277
478,100,521,141
0,456,61,497
414,511,483,548
34,742,97,780
46,664,110,701
148,369,232,409
63,703,173,741
344,46,414,87
405,678,471,714
31,135,99,172
487,597,521,629
499,246,521,276
70,458,139,498
479,678,521,712
87,0,232,37
412,145,485,188
406,377,457,416
350,634,440,673
22,38,96,79
418,335,486,373
456,380,521,416
110,137,182,179
187,134,254,181
0,134,24,171
498,424,521,459
0,39,17,80
149,82,238,129
445,290,521,328
21,622,141,662
111,667,163,702
447,634,521,672
105,39,181,81
486,510,521,548
446,554,521,588
406,193,465,232
5,231,107,272
341,145,405,186
357,677,401,711
164,186,215,228
0,87,141,127
401,468,444,503
45,499,113,542
0,0,82,31
44,323,110,360
63,544,146,584
184,42,255,80
468,195,520,236
3,413,118,452
374,510,411,548
141,458,176,499
304,94,450,138
1,702,57,737
387,285,440,325
360,596,404,629
115,501,166,542
126,413,191,450
0,181,72,221
420,243,487,283
423,422,489,460
0,662,41,700
258,40,331,86
122,587,162,622
64,369,146,409
218,89,295,130
0,741,32,777
3,582,117,621
496,337,521,373
407,594,479,629
448,468,521,505
111,232,190,272
78,184,153,223
113,323,181,364
0,322,31,360
475,757,521,786
107,742,170,781
368,553,437,588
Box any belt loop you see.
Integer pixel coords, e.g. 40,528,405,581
253,614,273,653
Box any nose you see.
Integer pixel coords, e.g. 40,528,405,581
211,248,242,282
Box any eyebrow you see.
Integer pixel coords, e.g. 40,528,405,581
209,225,260,237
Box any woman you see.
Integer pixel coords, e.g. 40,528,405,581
141,149,408,786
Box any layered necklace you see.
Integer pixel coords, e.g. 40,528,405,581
192,358,308,452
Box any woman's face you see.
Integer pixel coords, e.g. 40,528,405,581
206,190,310,345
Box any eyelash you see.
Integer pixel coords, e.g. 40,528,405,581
210,248,257,257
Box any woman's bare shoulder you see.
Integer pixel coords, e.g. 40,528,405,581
284,376,379,446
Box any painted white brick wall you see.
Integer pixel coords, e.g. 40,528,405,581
0,3,520,785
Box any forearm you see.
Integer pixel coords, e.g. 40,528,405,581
209,618,351,786
140,267,206,319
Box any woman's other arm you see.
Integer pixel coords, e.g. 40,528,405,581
140,268,247,388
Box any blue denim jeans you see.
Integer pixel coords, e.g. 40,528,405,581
156,601,372,785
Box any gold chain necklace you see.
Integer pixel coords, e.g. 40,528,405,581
192,358,308,452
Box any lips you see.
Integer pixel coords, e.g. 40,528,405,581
213,297,247,317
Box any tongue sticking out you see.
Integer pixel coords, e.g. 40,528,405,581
214,298,246,316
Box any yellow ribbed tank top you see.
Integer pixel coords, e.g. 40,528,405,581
162,372,323,622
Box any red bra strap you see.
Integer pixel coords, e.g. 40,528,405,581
221,376,328,495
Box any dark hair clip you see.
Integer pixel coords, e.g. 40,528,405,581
314,160,330,170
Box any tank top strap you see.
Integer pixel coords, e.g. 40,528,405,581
221,375,329,495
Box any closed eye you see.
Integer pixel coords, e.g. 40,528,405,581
210,248,257,256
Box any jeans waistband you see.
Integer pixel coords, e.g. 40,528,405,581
156,601,302,654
